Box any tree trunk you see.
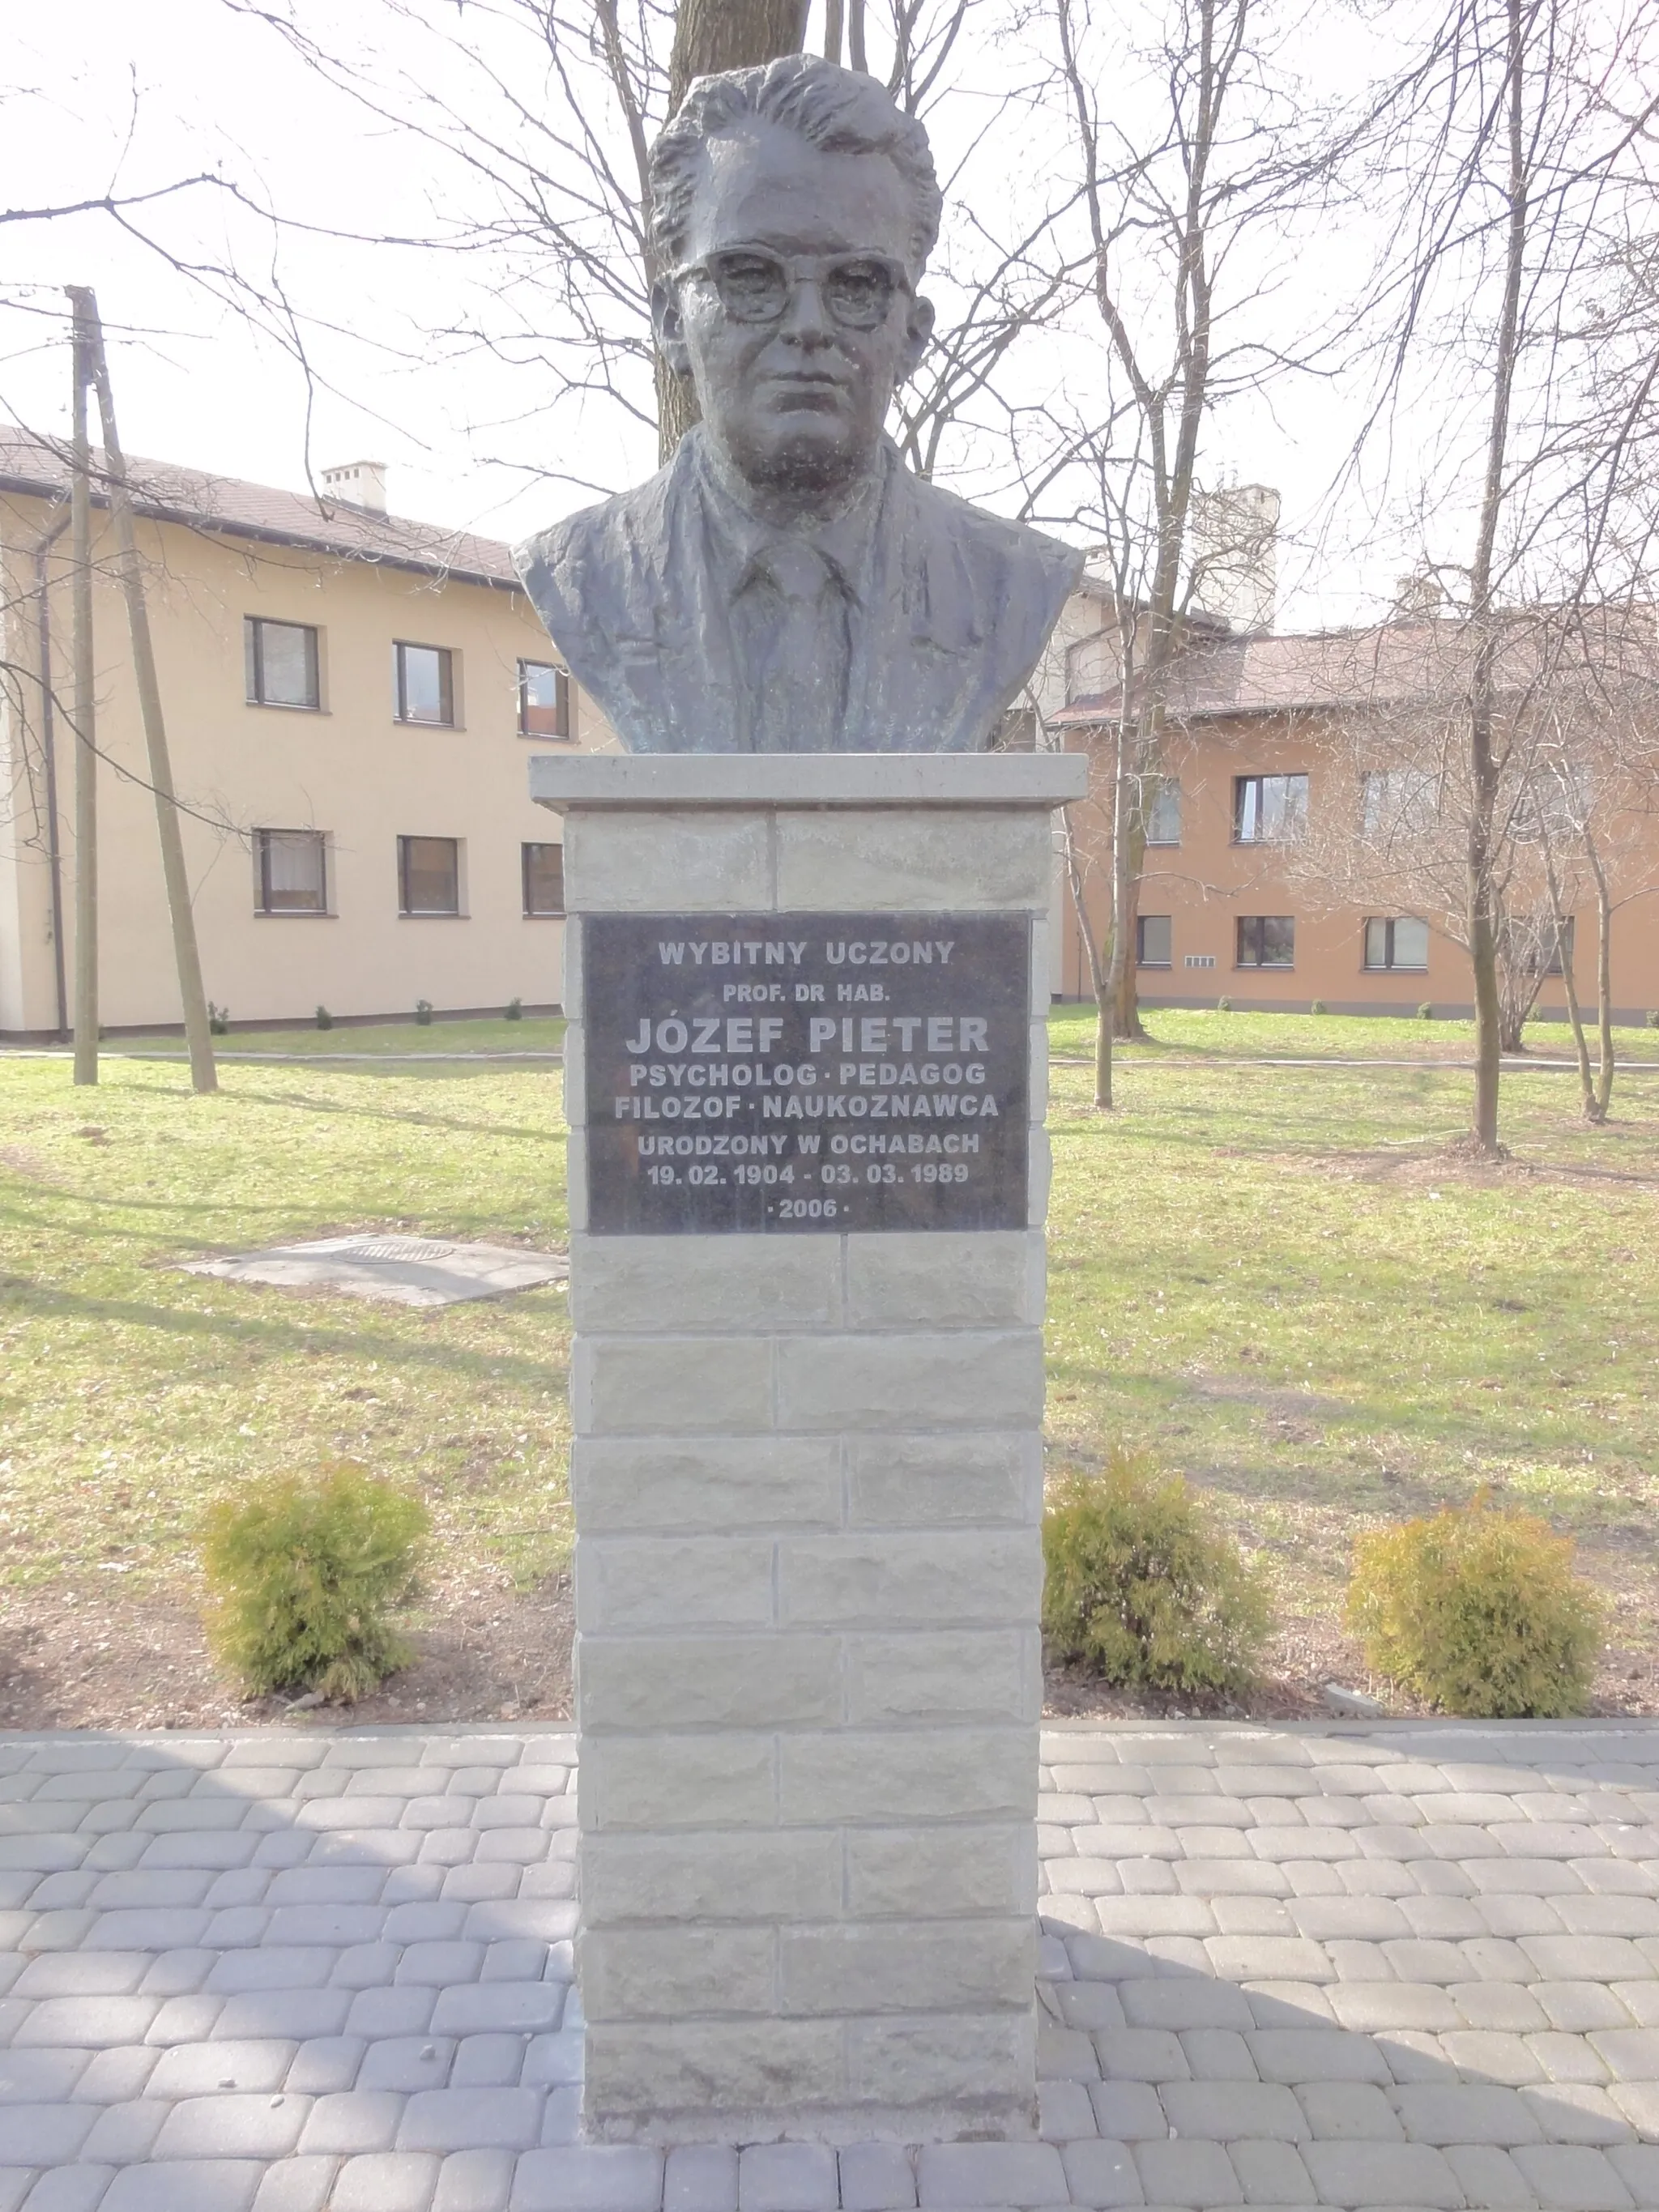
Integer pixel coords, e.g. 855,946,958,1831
73,289,219,1096
68,296,98,1088
656,0,812,459
1587,831,1614,1121
1461,0,1526,1158
1063,803,1114,1110
1113,813,1149,1039
1542,842,1597,1122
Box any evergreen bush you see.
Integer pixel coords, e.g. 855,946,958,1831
505,997,523,1021
1043,1448,1270,1694
415,999,433,1026
1310,999,1328,1016
1346,1494,1601,1717
202,1462,429,1702
315,1004,334,1030
207,1001,229,1036
1418,1001,1434,1019
1217,995,1232,1012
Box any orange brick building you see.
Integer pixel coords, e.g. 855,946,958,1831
1044,597,1659,1025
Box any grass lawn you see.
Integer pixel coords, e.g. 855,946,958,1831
0,1010,1654,1724
109,1016,567,1058
1048,1003,1659,1063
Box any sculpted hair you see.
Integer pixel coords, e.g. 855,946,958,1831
650,53,943,277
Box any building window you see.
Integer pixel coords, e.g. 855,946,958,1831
398,835,461,916
1234,773,1307,843
1363,916,1430,970
255,829,327,914
522,842,565,917
1137,914,1172,967
1144,778,1181,845
519,661,570,739
245,618,319,710
1361,768,1439,836
395,642,455,727
1236,915,1294,967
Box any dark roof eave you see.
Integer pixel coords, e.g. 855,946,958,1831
0,468,520,593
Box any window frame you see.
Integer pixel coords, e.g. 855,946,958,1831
244,616,321,712
1233,772,1308,845
254,828,330,917
518,659,572,741
397,834,463,918
522,842,566,918
1136,913,1173,968
1235,914,1296,969
394,641,457,728
1363,915,1430,972
1143,778,1182,847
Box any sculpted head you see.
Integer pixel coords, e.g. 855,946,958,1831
650,56,941,514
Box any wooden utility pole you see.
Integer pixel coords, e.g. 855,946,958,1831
68,288,218,1094
67,292,99,1085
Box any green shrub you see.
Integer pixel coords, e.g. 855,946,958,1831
315,1004,334,1030
1217,995,1232,1012
1647,1010,1659,1029
505,997,523,1021
202,1462,429,1702
1345,1494,1601,1718
207,1001,229,1036
1043,1448,1271,1694
1310,999,1328,1016
1418,1001,1434,1020
415,999,433,1026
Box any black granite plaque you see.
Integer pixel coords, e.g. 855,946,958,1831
580,913,1031,1234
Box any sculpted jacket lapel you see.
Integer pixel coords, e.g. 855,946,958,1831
858,461,992,752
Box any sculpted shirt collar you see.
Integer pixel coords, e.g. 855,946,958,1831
685,426,887,608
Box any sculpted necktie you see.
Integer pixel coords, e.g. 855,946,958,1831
749,539,850,752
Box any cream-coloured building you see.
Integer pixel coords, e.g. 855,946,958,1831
0,435,613,1039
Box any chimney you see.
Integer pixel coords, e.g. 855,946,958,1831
1393,572,1444,618
320,459,388,515
1189,483,1279,634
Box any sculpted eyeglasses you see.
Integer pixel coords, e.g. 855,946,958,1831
674,248,909,332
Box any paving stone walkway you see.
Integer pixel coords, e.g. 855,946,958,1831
2,1721,1657,2210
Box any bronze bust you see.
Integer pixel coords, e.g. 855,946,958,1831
515,55,1080,753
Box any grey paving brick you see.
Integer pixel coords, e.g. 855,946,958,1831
215,1988,353,2040
1245,2030,1389,2086
331,2153,443,2212
147,2038,295,2097
510,2146,665,2211
1525,2083,1640,2143
1055,1985,1127,2032
1525,1938,1655,1981
1087,2080,1166,2140
12,1997,160,2047
296,2089,406,2154
1093,2027,1188,2082
151,2091,311,2158
80,2096,170,2162
1587,2028,1659,2078
453,2035,528,2090
399,2088,544,2152
436,2149,518,2212
1510,2144,1636,2210
1131,2138,1241,2206
432,1984,564,2037
100,2160,264,2210
347,1988,437,2039
1443,2142,1540,2210
522,2035,584,2088
1205,1938,1334,1983
19,2172,117,2212
1177,2027,1257,2079
251,2157,340,2212
358,2038,455,2094
1450,1980,1550,2032
1226,2139,1316,2206
70,2046,157,2103
1441,2028,1549,2084
1293,2082,1405,2140
737,2144,838,2211
915,2144,1067,2208
1605,2145,1659,2205
0,2101,96,2162
1120,1980,1254,2031
0,2048,89,2101
1158,2081,1307,2142
1527,2032,1613,2085
1394,2081,1544,2144
1325,1984,1462,2033
1056,2139,1141,2207
1537,1984,1639,2033
837,2145,915,2212
1300,2137,1463,2208
286,2036,367,2095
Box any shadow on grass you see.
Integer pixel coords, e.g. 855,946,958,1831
0,1274,570,1392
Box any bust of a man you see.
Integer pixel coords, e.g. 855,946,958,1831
515,55,1080,753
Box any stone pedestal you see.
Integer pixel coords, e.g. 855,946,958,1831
531,752,1085,2145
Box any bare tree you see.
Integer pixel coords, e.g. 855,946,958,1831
1037,0,1333,1108
1339,0,1659,1154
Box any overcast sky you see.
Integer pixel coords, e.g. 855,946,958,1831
5,0,1456,632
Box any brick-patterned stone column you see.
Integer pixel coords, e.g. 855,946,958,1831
531,753,1086,2145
